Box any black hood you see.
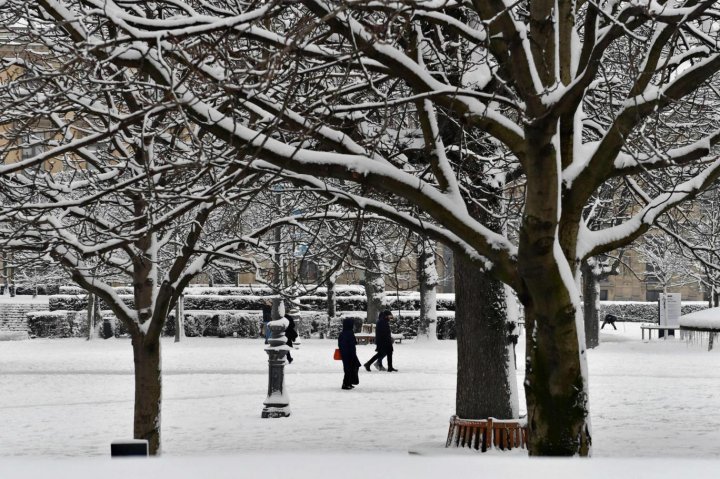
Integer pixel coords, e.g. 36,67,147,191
342,318,355,331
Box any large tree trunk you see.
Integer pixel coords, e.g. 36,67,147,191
131,335,162,455
455,253,518,419
521,123,590,456
417,239,438,341
523,296,589,456
581,261,600,349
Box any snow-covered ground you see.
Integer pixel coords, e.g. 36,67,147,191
1,322,720,476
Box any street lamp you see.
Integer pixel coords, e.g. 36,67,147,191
261,316,291,418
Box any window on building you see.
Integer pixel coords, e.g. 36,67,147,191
646,290,661,302
599,289,608,301
22,133,46,160
299,260,318,283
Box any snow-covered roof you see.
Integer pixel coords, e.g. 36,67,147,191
679,306,720,330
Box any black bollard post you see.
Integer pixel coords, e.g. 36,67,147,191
261,318,291,418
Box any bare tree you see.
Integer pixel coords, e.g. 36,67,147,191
7,1,720,455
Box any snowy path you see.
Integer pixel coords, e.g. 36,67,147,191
1,323,719,458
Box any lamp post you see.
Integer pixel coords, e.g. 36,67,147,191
261,317,291,418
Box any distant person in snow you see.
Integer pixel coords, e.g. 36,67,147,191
601,313,618,330
338,317,361,390
363,310,398,372
284,311,298,364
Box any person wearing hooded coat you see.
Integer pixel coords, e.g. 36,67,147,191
363,310,398,372
338,317,361,390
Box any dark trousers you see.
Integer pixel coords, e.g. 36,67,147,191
342,358,360,387
365,352,393,369
601,320,617,330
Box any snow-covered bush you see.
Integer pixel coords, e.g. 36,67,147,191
182,295,268,311
598,301,708,323
49,294,135,311
59,286,134,295
329,311,456,339
183,286,273,296
26,311,85,338
5,284,61,296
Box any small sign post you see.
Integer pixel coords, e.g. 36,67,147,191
658,293,681,338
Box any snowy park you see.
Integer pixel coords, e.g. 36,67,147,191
2,324,719,460
5,0,720,470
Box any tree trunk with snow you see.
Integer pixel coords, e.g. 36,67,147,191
326,276,337,319
86,293,96,341
522,123,590,454
325,269,341,338
455,253,518,420
131,334,161,454
174,294,185,342
364,255,384,324
582,261,600,349
417,239,438,341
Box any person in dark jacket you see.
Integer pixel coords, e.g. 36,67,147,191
284,312,298,364
363,310,398,372
601,313,618,330
338,317,361,389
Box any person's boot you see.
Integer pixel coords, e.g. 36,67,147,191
387,357,397,372
364,362,371,372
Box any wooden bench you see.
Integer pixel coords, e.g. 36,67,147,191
641,324,682,340
356,323,403,345
446,415,527,452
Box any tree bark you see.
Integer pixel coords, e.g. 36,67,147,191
131,336,162,455
524,298,590,456
364,254,384,324
326,275,337,319
174,294,185,342
87,293,96,341
455,252,517,419
417,239,438,341
582,261,600,349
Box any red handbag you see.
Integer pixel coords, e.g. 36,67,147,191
333,348,342,360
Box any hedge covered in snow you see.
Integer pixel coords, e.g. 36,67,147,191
0,284,61,296
26,311,86,338
598,301,708,323
334,311,457,340
30,287,714,339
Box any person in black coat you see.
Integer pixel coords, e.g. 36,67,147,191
601,313,617,330
338,317,361,389
363,310,398,372
284,312,298,364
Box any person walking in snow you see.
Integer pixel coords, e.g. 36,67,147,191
284,311,298,364
363,310,398,372
338,317,361,389
601,313,618,330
